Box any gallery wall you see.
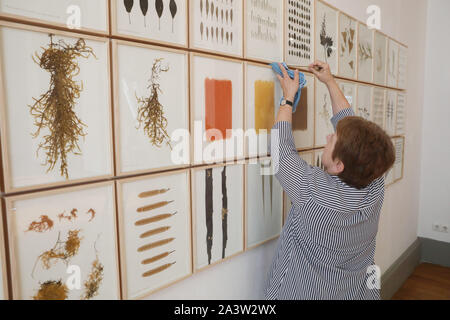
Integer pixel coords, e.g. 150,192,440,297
418,0,450,244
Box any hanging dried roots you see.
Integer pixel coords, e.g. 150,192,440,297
30,34,96,179
136,58,172,150
33,280,68,300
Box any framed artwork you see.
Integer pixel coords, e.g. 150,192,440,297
285,0,314,67
372,87,386,129
385,164,395,186
190,0,243,57
315,0,338,75
244,62,282,158
116,170,192,299
356,84,373,121
0,202,8,300
396,93,407,136
5,182,120,300
314,149,325,171
0,22,113,193
283,151,313,222
111,0,188,47
0,0,109,34
245,158,283,250
393,137,405,181
192,163,244,271
338,13,357,79
398,45,408,90
357,23,373,83
338,80,357,111
385,90,397,136
112,40,189,176
293,72,315,150
244,0,283,62
315,79,334,147
387,39,399,88
373,31,387,86
190,53,244,165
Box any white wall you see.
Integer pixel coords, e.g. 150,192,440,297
149,0,429,299
418,0,450,244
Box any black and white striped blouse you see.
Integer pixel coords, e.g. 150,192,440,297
265,108,383,300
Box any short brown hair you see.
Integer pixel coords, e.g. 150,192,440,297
333,117,395,189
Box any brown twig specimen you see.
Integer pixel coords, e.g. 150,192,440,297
58,208,78,222
142,262,175,278
136,58,172,150
140,226,171,239
137,238,175,252
86,208,96,222
29,34,96,179
141,250,175,265
26,215,54,233
81,257,104,300
33,280,68,300
135,212,177,226
137,200,174,213
138,188,170,199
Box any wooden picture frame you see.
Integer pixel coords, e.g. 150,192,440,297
398,44,408,90
189,0,244,58
314,78,334,148
0,0,109,35
112,39,190,177
111,0,189,48
337,79,357,111
116,169,192,300
191,162,245,273
393,136,405,182
0,200,8,300
387,38,399,88
373,30,387,86
395,92,407,136
372,86,386,129
356,83,373,121
5,181,120,300
315,0,338,75
244,157,283,251
294,71,315,151
385,89,397,137
338,12,357,80
0,21,114,193
357,22,374,83
244,0,283,63
285,0,315,69
190,52,244,165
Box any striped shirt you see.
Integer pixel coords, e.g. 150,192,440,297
265,108,383,300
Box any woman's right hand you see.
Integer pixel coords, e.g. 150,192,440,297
309,60,334,85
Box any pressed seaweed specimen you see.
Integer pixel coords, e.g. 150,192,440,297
124,0,134,24
205,168,213,265
81,257,104,300
142,250,175,265
140,226,171,239
221,167,228,259
155,0,164,30
137,238,175,252
140,0,149,27
58,208,78,222
26,215,54,233
169,0,178,33
137,200,174,213
86,208,96,222
320,14,334,62
135,212,177,226
33,280,68,300
29,35,96,179
136,58,172,150
138,188,170,198
142,262,176,278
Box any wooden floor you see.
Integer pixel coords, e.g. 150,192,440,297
392,263,450,300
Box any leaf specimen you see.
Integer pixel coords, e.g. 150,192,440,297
26,215,54,233
221,167,228,259
81,257,104,300
205,168,213,265
140,226,171,239
137,200,174,213
33,280,68,300
30,35,95,179
142,250,175,265
140,0,149,27
124,0,134,24
136,58,172,150
169,0,177,32
320,14,334,62
58,208,78,222
137,237,175,252
86,208,96,222
138,188,170,198
142,262,176,277
155,0,164,30
135,212,177,226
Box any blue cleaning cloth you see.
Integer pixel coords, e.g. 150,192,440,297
269,62,307,113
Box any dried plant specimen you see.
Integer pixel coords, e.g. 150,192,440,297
124,0,134,24
138,188,170,198
30,35,96,179
142,262,175,278
137,237,175,252
33,230,82,275
320,14,334,62
140,226,171,239
155,0,164,30
81,257,104,300
86,208,96,222
58,208,78,222
359,42,373,61
142,250,175,265
136,58,172,150
140,0,149,27
137,200,174,213
169,0,177,33
221,167,228,259
33,280,68,300
135,212,176,226
26,215,54,233
205,168,213,265
340,23,355,70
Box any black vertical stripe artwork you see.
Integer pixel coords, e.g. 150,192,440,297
221,167,228,259
205,169,213,265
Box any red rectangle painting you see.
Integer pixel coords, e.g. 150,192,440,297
205,78,233,141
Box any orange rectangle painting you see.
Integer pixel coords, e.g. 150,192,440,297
254,80,275,134
205,78,233,142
